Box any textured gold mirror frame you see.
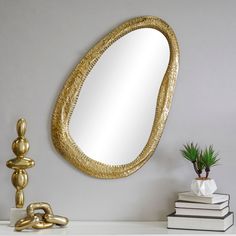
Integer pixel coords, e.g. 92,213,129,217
51,16,179,179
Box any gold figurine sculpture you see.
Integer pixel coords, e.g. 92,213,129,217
15,202,69,231
6,118,35,208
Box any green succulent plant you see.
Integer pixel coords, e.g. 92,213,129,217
180,143,199,162
201,145,219,178
180,143,220,179
180,143,202,178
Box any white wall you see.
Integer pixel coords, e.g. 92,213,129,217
0,0,236,221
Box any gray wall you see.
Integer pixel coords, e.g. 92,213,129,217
0,0,235,221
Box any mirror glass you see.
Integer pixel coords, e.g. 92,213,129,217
69,28,170,165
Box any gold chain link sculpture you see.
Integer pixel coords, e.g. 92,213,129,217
6,118,35,208
15,202,68,231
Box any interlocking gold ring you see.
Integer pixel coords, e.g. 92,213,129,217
44,214,68,226
27,202,53,217
31,213,54,229
15,215,39,231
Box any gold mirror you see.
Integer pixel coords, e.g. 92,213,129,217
51,16,179,178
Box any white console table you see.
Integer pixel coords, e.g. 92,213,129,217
0,221,235,235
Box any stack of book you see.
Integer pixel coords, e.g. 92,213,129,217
168,192,234,232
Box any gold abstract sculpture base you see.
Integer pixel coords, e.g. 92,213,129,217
9,208,27,227
15,202,69,231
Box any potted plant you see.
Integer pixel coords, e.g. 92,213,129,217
181,143,220,196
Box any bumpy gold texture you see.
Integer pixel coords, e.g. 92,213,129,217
51,16,179,179
6,118,35,207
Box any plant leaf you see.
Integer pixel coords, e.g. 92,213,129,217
201,145,220,168
180,143,200,162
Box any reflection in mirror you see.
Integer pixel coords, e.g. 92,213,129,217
69,29,170,165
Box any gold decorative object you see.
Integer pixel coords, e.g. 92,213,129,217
51,16,179,178
15,202,69,231
6,118,35,208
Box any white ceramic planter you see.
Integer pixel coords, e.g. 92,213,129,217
191,178,217,196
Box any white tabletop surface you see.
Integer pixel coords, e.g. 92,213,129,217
0,221,235,235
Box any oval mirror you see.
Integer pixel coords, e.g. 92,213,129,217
51,16,179,178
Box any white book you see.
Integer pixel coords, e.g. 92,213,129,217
175,206,229,217
168,212,234,232
178,192,229,204
175,200,229,210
